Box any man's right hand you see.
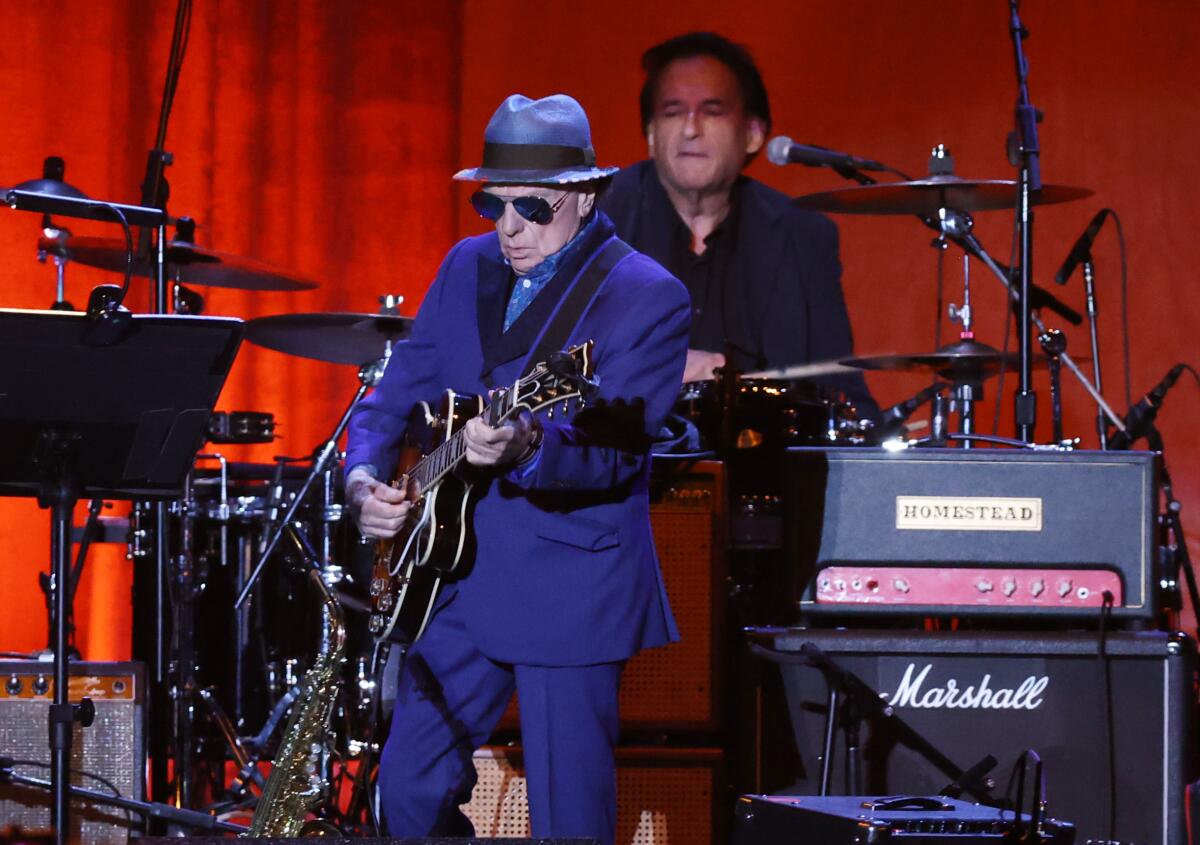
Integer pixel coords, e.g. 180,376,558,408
347,466,418,539
683,349,726,383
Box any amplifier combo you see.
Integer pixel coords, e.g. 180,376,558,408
785,448,1159,623
755,628,1196,845
732,794,1075,845
0,660,145,845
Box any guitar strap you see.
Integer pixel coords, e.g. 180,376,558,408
518,236,632,379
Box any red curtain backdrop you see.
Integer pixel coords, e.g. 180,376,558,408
2,1,1198,657
0,1,461,658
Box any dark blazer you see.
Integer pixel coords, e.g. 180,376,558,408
601,160,878,419
345,213,690,666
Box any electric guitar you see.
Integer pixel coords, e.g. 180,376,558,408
367,342,597,643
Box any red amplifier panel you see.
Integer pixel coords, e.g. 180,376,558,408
813,566,1124,607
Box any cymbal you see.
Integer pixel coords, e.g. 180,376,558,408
245,312,413,366
7,177,89,199
842,339,1063,380
793,176,1093,215
43,235,319,292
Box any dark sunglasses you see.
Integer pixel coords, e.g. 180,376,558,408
470,190,570,225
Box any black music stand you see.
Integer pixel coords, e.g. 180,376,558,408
0,308,242,844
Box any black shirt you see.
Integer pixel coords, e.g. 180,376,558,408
666,186,742,355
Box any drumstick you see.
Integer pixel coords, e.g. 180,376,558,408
742,359,859,380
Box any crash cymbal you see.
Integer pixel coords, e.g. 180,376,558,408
245,312,413,366
793,175,1093,215
45,235,319,291
842,339,1046,379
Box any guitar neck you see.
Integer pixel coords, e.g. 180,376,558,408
408,386,519,491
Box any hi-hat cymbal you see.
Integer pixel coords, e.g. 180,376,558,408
245,312,413,366
842,339,1071,380
793,175,1093,215
44,235,319,292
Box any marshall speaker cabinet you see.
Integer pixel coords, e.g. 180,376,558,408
785,448,1159,624
756,628,1196,845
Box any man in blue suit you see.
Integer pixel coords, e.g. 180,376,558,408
601,31,877,419
345,93,690,845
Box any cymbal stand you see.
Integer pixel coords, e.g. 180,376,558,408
945,255,981,447
234,354,391,611
1037,329,1067,443
936,206,1127,436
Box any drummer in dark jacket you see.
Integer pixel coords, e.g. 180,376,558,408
601,31,877,419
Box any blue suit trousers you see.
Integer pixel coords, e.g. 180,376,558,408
378,590,623,845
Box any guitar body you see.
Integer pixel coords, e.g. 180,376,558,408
368,390,483,644
365,342,596,645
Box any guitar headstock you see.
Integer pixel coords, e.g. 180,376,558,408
509,340,598,415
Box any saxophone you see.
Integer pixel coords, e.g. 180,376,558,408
245,526,346,837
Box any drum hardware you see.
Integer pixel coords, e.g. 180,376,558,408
8,156,88,312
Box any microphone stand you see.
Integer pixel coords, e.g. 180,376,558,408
234,355,391,611
1007,0,1041,442
1082,260,1108,448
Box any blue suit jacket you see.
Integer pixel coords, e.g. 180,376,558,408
602,160,878,419
345,213,690,666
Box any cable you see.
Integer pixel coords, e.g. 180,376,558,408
1097,591,1117,841
6,758,132,827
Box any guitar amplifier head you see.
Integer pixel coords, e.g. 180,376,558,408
785,447,1159,623
0,660,144,845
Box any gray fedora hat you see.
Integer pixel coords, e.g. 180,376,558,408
453,94,619,185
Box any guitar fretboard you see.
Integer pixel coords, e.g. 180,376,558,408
408,385,516,492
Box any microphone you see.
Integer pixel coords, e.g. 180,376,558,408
874,382,947,440
767,136,888,172
1107,364,1186,449
1054,208,1111,285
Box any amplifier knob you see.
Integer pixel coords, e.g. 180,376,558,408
976,578,994,593
34,675,49,695
1057,579,1073,598
1002,579,1018,597
818,577,832,592
893,578,910,594
1030,578,1046,597
5,675,21,695
833,578,847,592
